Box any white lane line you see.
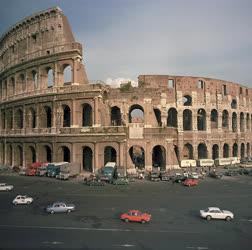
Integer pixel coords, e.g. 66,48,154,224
186,247,208,250
0,224,199,234
42,241,63,245
113,244,135,247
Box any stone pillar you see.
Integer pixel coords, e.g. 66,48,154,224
177,109,183,132
71,100,78,128
119,140,126,175
145,141,152,171
94,142,99,173
192,109,197,131
22,143,25,167
94,97,100,127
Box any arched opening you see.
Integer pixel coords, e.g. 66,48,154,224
197,109,206,131
1,110,5,129
111,106,122,126
44,106,52,128
240,112,245,132
62,146,70,162
182,143,193,159
45,146,52,163
174,145,180,163
104,146,117,165
9,77,15,96
246,113,250,130
167,108,177,127
231,99,237,109
16,146,23,166
63,65,72,84
247,143,250,158
6,109,13,129
152,145,166,171
32,70,38,88
129,105,144,123
129,146,145,170
7,144,12,166
154,108,162,126
183,95,192,106
241,143,245,160
183,109,192,131
29,108,36,128
15,109,23,129
212,144,219,160
232,112,237,132
63,105,71,127
19,74,26,92
210,109,218,129
82,147,93,172
223,143,229,158
47,68,54,87
27,146,36,163
82,103,93,126
198,143,208,159
222,110,229,129
232,143,238,157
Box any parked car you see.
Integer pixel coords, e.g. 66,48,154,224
238,168,249,175
200,207,234,221
12,195,33,205
0,183,13,191
209,171,223,179
112,177,129,185
183,178,199,187
149,171,160,181
160,171,171,181
46,202,75,214
120,210,151,223
189,172,199,179
225,170,239,176
171,175,187,183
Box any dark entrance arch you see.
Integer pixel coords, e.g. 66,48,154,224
17,146,23,166
197,109,206,131
104,146,117,165
129,105,144,123
111,106,122,126
233,143,238,157
129,146,145,170
182,143,193,159
82,104,93,126
152,145,166,170
183,109,192,130
45,146,52,162
241,143,245,160
223,144,229,158
212,144,219,160
62,146,70,162
83,147,93,172
198,143,208,159
167,108,177,127
63,105,71,127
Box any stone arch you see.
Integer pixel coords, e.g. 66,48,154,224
210,109,218,129
27,107,36,128
153,108,162,126
27,146,36,164
182,143,193,159
247,143,250,158
17,73,26,93
183,95,192,106
231,99,237,109
43,145,52,163
15,145,23,166
198,143,208,159
32,70,38,89
82,103,93,126
15,108,23,129
222,110,229,129
240,112,245,132
232,143,238,157
129,145,145,170
6,109,13,129
82,146,93,172
223,143,229,158
63,105,71,127
129,104,144,123
167,108,177,127
246,113,250,130
152,145,166,170
197,108,206,131
241,143,245,160
63,65,72,84
111,106,122,126
232,112,237,132
183,109,192,131
43,106,52,128
47,68,54,87
61,146,71,162
9,77,15,96
212,144,219,160
104,146,117,165
6,144,13,166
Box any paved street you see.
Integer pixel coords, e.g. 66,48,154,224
0,174,252,250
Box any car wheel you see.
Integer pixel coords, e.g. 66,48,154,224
14,202,18,206
67,209,71,213
141,220,146,224
206,215,211,221
50,210,55,214
226,216,231,221
124,218,129,223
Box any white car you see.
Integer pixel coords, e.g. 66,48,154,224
200,207,234,221
12,195,33,205
190,172,199,179
0,183,13,191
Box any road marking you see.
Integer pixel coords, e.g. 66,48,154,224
186,247,208,250
0,224,199,234
113,244,135,247
42,241,63,245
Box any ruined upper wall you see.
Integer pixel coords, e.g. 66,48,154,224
0,7,82,74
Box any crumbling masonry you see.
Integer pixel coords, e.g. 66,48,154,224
0,7,251,173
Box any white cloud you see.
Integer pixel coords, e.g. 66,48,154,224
105,77,138,88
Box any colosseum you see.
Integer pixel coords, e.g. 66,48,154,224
0,7,251,174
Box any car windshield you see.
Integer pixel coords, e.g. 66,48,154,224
102,167,114,174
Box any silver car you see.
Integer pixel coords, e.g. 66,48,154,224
46,202,75,214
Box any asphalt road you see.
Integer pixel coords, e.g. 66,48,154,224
0,174,252,250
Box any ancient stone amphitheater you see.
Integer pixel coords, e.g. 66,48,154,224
0,7,251,173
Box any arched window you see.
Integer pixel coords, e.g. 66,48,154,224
15,109,23,129
198,143,208,159
212,144,219,160
182,143,193,159
223,144,229,158
111,106,122,126
82,103,93,126
47,68,54,87
63,65,72,84
222,110,229,129
246,113,250,130
167,108,177,127
240,112,245,132
231,99,237,109
129,105,144,123
63,105,71,127
32,70,38,88
241,143,245,160
154,108,162,126
232,112,237,132
183,95,192,106
129,146,145,170
232,143,238,157
44,106,52,128
210,109,218,129
197,109,206,131
104,146,117,165
183,109,192,131
83,147,93,172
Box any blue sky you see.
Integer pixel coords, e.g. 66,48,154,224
1,0,252,87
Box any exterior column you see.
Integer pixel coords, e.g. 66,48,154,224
94,97,100,127
94,142,99,173
145,141,152,171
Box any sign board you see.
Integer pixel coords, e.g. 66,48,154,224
180,160,197,167
198,159,214,167
215,158,231,166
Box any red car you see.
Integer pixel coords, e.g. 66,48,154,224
120,210,151,224
183,178,199,187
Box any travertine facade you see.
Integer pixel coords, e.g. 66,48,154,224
0,7,251,173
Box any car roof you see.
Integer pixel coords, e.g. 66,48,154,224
208,207,220,210
129,210,140,213
0,183,6,185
